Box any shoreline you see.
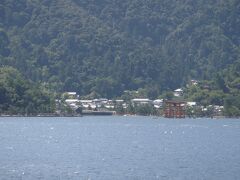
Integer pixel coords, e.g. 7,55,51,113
0,114,238,119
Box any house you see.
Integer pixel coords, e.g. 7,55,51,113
190,80,198,86
79,100,93,104
65,99,79,104
213,105,224,116
66,92,78,99
105,104,115,109
187,102,197,107
65,99,81,110
93,98,108,108
105,100,115,109
67,92,77,95
131,99,152,106
174,88,183,97
122,103,128,109
115,100,124,104
153,99,163,108
79,100,93,109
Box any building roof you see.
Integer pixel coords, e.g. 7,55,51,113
80,100,93,103
164,100,186,104
131,98,152,102
153,99,163,102
174,88,183,92
187,102,197,106
67,92,77,95
65,99,79,103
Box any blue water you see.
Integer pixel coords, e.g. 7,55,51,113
0,116,240,180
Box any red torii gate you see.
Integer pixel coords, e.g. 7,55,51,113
164,100,186,118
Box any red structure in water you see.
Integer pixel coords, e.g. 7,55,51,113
164,100,186,118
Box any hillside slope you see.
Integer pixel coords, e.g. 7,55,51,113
0,0,239,98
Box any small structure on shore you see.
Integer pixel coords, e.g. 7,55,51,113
164,100,186,118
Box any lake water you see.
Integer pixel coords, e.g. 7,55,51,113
0,116,240,180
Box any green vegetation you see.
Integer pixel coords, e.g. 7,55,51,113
0,0,239,116
0,67,55,115
184,63,240,117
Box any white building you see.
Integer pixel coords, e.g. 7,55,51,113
153,99,163,108
67,92,77,95
131,99,152,106
66,92,78,99
65,99,79,104
191,80,198,86
65,99,80,110
93,98,108,108
187,102,197,107
174,88,183,97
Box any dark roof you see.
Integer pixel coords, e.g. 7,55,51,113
164,100,186,104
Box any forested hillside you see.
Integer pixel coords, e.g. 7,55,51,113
0,66,54,114
0,0,239,99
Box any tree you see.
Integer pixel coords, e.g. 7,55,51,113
224,95,240,117
0,66,55,115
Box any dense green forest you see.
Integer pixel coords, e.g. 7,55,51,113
0,0,239,115
0,66,54,114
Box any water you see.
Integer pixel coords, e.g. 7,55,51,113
0,116,240,180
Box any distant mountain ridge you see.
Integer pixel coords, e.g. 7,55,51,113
0,0,239,98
